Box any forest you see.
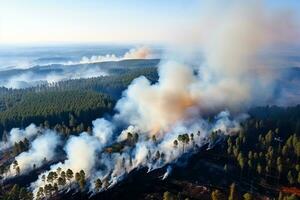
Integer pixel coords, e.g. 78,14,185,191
1,105,300,200
0,67,158,137
0,64,299,200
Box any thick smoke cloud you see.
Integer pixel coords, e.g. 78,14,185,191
4,1,299,198
9,131,60,175
0,124,40,150
114,0,299,137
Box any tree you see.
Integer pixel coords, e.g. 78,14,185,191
94,178,102,192
285,194,298,200
197,131,201,137
278,192,283,200
257,164,262,175
61,171,66,180
173,140,178,149
69,114,77,127
12,160,20,175
152,135,157,143
16,166,20,175
41,174,46,183
282,145,288,156
190,133,195,148
265,130,273,144
52,171,58,180
79,178,86,191
295,142,300,162
243,193,253,200
53,183,58,194
75,172,81,182
228,183,238,200
277,164,283,180
74,170,86,190
66,169,74,183
238,155,245,177
58,177,66,187
287,171,294,185
36,187,44,200
102,178,109,189
56,167,62,175
224,164,228,173
47,172,54,184
247,159,253,170
177,134,190,153
9,184,20,200
211,189,224,200
163,191,176,200
80,169,85,179
155,151,161,160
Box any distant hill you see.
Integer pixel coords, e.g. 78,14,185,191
0,59,160,88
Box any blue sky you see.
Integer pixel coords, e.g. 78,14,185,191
0,0,299,44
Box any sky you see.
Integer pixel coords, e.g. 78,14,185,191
0,0,299,45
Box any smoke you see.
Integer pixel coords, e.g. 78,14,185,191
0,46,153,89
8,131,61,176
114,0,300,137
0,124,40,150
162,166,172,180
6,1,299,198
30,119,115,197
69,46,153,65
2,67,108,89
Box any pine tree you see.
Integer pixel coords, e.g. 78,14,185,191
287,171,294,185
228,183,238,200
66,169,74,183
94,178,102,192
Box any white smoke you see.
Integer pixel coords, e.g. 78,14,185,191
31,119,115,197
92,118,115,145
10,1,300,198
69,46,153,65
162,166,172,180
0,46,153,89
9,131,60,176
0,124,40,150
3,68,108,89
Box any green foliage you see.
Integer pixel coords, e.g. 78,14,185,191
225,105,300,188
211,189,225,200
1,184,33,200
163,191,177,200
177,134,190,153
94,178,102,192
228,183,238,200
0,67,158,138
243,193,253,200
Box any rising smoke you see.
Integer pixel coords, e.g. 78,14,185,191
2,1,299,199
8,131,61,176
74,46,152,64
0,124,40,150
1,46,154,89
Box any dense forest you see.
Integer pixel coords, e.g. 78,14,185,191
0,91,114,137
1,105,300,200
0,61,299,199
0,67,158,137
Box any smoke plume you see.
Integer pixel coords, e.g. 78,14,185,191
0,124,40,150
9,131,60,176
3,1,299,198
72,46,153,65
